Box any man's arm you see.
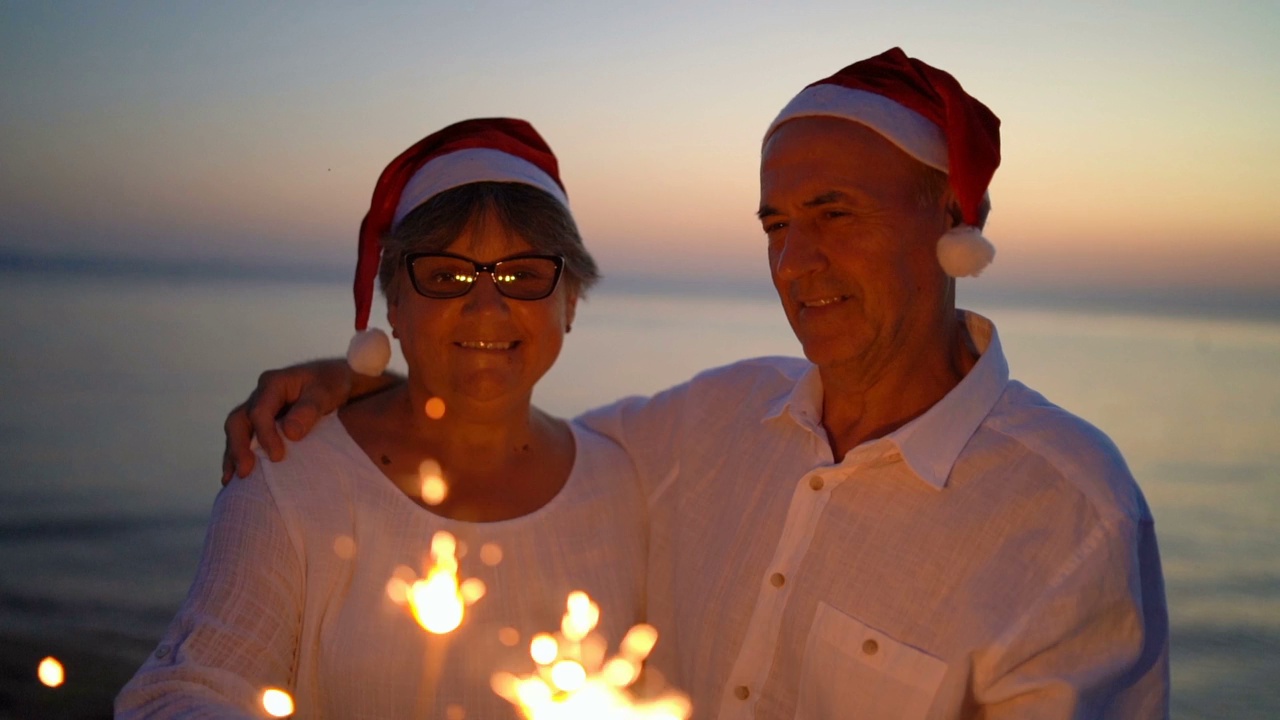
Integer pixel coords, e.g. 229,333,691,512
221,359,400,484
975,516,1169,719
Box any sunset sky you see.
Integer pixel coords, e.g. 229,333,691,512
3,1,1277,297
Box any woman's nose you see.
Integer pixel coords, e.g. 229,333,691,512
462,272,511,313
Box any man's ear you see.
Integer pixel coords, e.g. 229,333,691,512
941,186,963,229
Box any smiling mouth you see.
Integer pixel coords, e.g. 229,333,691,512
801,295,849,308
456,341,518,350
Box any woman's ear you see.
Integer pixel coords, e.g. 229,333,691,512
386,286,401,339
563,289,578,333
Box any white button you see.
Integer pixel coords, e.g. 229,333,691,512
862,639,879,655
769,572,786,588
155,644,171,659
734,685,750,700
809,476,824,491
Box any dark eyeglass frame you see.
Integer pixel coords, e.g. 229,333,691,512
404,251,566,300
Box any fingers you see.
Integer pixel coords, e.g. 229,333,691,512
248,378,289,463
222,402,258,483
281,396,322,441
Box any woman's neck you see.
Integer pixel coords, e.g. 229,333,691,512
341,385,574,522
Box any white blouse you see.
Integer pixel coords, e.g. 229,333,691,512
117,415,647,719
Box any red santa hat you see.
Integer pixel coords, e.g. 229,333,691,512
346,117,569,375
764,47,1001,278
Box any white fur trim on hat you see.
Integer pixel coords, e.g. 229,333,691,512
393,148,569,225
347,328,391,376
765,85,948,172
936,225,995,277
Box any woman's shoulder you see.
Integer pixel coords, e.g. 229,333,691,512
252,414,378,511
563,419,644,504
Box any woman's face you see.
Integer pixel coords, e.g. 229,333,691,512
388,209,577,413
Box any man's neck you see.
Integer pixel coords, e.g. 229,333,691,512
819,318,979,460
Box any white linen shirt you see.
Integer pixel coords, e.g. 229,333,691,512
579,311,1169,720
116,416,646,719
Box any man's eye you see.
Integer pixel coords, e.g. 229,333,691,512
762,221,787,233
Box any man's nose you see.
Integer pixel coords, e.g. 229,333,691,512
772,223,828,281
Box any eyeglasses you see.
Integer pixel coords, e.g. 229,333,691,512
405,252,565,300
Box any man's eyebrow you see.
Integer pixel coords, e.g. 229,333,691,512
803,191,851,208
757,191,854,220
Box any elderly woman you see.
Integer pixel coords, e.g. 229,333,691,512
117,119,646,718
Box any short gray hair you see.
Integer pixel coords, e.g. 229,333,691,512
914,163,991,229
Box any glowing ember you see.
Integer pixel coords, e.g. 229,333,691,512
421,476,448,505
37,656,64,688
425,397,447,420
261,687,294,717
419,459,448,505
479,542,504,566
460,577,487,604
530,633,559,665
492,592,691,719
499,627,521,647
332,534,356,559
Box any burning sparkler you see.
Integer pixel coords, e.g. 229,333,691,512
491,591,691,719
383,530,486,635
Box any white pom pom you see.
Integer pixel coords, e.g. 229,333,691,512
936,225,996,278
346,328,391,376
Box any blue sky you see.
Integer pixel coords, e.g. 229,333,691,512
2,0,1278,296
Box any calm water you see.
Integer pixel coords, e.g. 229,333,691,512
1,267,1277,717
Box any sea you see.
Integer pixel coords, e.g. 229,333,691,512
0,263,1277,718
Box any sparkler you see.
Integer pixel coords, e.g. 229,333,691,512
491,591,691,719
406,531,480,634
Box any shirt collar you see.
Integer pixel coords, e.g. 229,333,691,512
763,363,825,434
889,310,1009,489
763,310,1010,490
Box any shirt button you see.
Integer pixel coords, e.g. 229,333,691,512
809,476,825,491
155,644,171,659
862,639,879,655
769,572,786,588
734,685,750,700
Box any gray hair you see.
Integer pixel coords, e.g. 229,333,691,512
914,163,991,229
378,182,600,299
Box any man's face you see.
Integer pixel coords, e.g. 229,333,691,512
759,117,954,377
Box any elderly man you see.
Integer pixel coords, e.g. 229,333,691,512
224,48,1168,719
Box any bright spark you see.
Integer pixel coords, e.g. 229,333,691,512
37,657,64,688
261,687,294,717
424,397,447,420
419,459,447,505
332,534,356,559
492,592,692,719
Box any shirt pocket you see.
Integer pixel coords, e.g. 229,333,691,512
796,602,947,720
